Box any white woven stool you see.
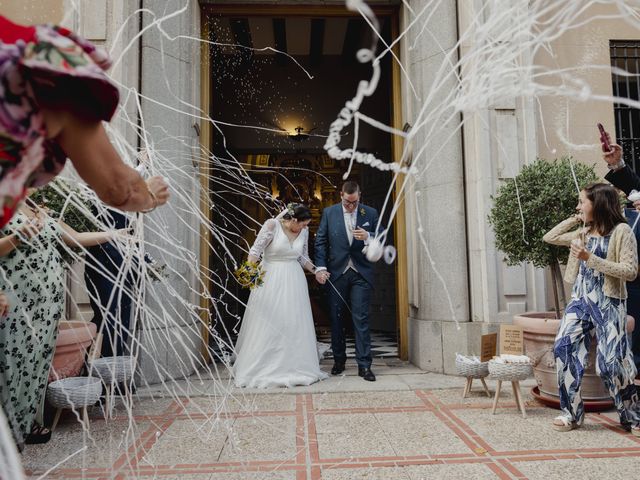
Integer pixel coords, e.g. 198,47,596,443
47,377,102,431
90,356,135,419
455,358,491,398
488,361,533,418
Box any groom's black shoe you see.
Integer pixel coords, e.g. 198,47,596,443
331,362,346,375
358,368,376,382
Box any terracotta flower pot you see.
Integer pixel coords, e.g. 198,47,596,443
49,321,97,383
514,312,635,408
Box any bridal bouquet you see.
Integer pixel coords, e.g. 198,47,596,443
234,261,265,289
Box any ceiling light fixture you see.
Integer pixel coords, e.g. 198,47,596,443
289,126,310,142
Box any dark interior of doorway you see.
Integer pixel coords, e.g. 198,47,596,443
206,11,398,360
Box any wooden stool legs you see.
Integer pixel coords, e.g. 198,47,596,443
491,380,526,418
123,381,132,411
462,377,492,398
81,407,89,428
491,381,502,414
104,384,112,419
103,381,134,420
50,406,91,432
51,408,63,431
512,381,526,418
463,377,472,398
480,378,491,397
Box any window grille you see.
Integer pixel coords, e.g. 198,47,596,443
611,41,640,171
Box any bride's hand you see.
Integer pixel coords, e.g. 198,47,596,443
315,270,330,285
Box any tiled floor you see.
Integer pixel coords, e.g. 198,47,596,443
21,380,640,479
316,331,398,358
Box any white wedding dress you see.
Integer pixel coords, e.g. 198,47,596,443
233,219,328,388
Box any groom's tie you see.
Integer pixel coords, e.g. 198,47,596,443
344,210,355,245
343,209,357,273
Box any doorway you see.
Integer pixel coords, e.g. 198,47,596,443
202,5,403,360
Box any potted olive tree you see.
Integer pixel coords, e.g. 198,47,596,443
488,157,619,408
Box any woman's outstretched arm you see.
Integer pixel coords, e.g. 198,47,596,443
59,220,126,248
43,109,169,212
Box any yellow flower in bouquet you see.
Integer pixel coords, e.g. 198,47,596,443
234,261,265,289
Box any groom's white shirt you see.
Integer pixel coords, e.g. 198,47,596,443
343,205,357,244
343,205,358,273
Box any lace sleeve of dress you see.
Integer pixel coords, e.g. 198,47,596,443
297,228,310,268
248,219,277,259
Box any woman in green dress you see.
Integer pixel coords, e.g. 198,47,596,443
0,198,124,448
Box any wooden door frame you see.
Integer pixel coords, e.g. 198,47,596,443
199,16,213,361
389,15,409,360
199,2,409,360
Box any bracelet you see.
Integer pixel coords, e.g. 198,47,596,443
141,184,158,214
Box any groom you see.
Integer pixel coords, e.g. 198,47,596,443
315,181,379,382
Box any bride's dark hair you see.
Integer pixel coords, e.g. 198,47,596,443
282,203,311,221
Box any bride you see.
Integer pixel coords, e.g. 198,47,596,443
233,203,328,388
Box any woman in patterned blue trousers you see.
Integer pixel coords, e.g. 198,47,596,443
544,183,640,435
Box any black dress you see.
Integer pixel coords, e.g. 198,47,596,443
84,207,134,357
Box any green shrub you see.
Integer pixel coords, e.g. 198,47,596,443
488,157,598,315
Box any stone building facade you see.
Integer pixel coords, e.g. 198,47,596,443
4,0,638,379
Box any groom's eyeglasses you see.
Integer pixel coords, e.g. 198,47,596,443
342,199,358,207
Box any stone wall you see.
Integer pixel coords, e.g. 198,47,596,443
402,0,547,373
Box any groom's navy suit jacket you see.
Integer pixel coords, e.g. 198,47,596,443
314,203,379,287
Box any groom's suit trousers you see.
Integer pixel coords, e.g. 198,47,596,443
328,268,372,369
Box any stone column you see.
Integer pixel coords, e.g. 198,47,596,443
135,0,203,383
402,0,470,373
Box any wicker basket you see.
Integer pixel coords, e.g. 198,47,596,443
455,358,489,378
47,377,102,409
488,360,533,381
90,356,134,384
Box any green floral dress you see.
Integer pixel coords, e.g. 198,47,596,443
0,212,64,444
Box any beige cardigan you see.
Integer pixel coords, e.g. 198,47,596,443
542,216,638,299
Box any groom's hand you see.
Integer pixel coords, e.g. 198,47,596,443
315,270,330,285
353,227,368,241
